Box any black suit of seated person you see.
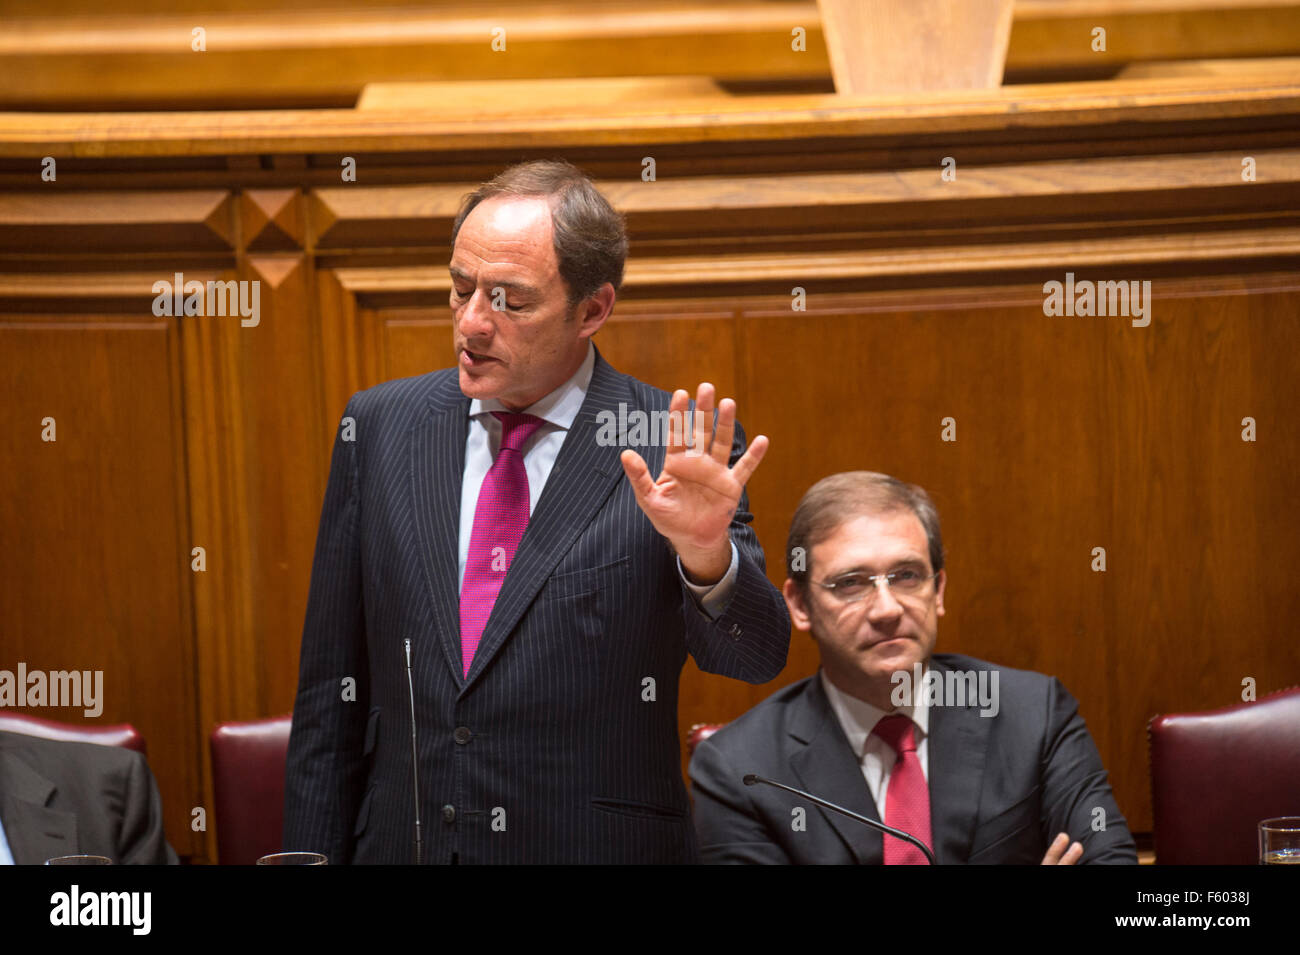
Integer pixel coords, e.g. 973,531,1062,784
0,730,178,865
689,470,1137,865
690,654,1138,864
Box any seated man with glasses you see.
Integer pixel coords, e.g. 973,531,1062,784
689,471,1137,864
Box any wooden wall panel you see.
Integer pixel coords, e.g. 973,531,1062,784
239,253,325,718
0,312,202,857
1098,279,1300,831
182,252,329,860
5,2,1300,108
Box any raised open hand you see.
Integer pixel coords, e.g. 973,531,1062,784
619,382,769,584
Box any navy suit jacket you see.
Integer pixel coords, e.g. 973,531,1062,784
284,348,791,863
689,654,1138,864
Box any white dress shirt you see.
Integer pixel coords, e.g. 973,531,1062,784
820,668,931,820
457,341,737,616
0,813,14,865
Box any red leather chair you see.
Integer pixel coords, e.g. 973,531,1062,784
0,712,146,754
687,722,725,756
1148,687,1300,865
210,715,292,865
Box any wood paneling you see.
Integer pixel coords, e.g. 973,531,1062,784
817,0,1014,94
4,74,1300,161
355,77,728,112
4,2,1298,109
0,310,203,857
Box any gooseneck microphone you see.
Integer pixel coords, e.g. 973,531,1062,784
743,773,937,865
404,638,423,865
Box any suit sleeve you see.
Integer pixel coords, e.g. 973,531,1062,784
283,397,371,864
679,419,791,684
115,750,178,865
1039,677,1139,864
689,735,792,864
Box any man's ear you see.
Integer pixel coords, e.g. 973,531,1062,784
934,569,946,617
783,578,813,632
575,283,615,338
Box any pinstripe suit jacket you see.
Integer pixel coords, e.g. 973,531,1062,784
284,348,791,864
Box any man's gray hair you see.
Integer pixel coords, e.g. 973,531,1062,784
452,158,628,308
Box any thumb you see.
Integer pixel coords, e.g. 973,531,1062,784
620,449,656,505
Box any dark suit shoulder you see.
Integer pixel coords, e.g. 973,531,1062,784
619,374,674,410
931,651,1037,678
347,368,461,420
0,729,143,777
930,652,1074,711
697,676,817,754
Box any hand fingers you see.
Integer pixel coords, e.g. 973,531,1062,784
710,397,736,466
1041,832,1069,865
619,449,656,503
665,389,690,455
1061,841,1084,865
729,434,769,486
690,382,715,457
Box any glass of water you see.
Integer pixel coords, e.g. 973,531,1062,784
256,851,328,865
45,855,113,865
1259,817,1300,864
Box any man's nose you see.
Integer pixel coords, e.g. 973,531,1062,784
866,578,905,621
456,288,497,338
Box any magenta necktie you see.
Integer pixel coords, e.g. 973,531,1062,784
459,411,545,678
872,713,934,865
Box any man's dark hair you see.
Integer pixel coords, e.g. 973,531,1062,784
451,159,628,308
786,471,945,593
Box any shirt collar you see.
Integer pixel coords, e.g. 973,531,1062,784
468,340,595,431
820,665,930,759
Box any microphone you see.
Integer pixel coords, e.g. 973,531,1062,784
743,773,937,865
403,638,423,865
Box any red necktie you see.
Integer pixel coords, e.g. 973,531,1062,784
872,713,933,865
459,412,544,678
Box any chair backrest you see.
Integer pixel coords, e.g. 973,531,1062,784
1148,687,1300,864
210,715,292,865
0,712,146,755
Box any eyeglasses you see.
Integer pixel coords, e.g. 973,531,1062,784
814,568,939,605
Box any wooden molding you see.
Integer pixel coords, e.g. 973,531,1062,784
3,76,1298,158
3,2,1299,107
0,190,235,252
817,0,1015,93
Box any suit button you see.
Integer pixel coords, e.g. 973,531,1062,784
441,804,456,823
729,624,742,639
453,726,472,745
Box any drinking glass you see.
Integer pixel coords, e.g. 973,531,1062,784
45,855,113,865
1259,817,1300,864
256,851,328,865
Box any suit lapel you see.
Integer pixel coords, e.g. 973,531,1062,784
409,375,472,685
925,656,992,865
0,746,78,864
462,350,629,688
787,677,885,865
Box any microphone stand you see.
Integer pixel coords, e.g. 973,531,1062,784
404,639,423,865
743,773,937,865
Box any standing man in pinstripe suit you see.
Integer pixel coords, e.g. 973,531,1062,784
284,160,791,863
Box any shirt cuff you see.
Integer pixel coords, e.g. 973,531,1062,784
677,540,739,620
